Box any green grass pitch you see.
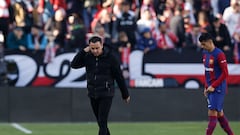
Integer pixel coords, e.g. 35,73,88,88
0,121,239,135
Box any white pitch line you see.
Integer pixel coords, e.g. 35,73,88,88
11,123,32,134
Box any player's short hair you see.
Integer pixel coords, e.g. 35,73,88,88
198,32,213,42
89,36,102,44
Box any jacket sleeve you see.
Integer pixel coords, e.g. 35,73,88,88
110,55,129,99
70,50,87,69
27,34,34,50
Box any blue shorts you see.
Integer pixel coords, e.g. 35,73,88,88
207,92,225,112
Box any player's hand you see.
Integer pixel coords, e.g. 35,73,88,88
124,96,130,104
207,86,215,92
83,46,90,52
204,88,208,97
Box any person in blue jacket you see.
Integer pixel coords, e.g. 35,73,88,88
27,25,48,51
6,26,27,51
136,28,157,54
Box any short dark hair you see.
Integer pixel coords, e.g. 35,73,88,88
89,36,102,44
198,33,213,42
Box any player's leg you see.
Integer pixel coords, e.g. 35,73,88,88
206,109,218,135
206,94,218,135
90,97,100,120
97,97,113,135
217,111,234,135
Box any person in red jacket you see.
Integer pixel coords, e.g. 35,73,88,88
154,21,178,50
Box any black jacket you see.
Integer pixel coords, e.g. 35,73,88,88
71,46,129,99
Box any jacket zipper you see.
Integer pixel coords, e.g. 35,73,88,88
94,57,98,98
106,81,110,92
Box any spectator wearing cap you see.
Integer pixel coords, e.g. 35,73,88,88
136,28,157,54
6,26,27,51
27,25,48,51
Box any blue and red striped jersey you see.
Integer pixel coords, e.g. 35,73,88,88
202,47,228,93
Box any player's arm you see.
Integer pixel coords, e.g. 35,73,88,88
211,53,229,88
110,54,130,103
70,48,88,69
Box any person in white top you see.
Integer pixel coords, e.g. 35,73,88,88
223,0,240,37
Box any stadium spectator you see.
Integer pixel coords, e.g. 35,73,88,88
183,14,193,34
201,0,213,16
199,32,234,135
112,0,125,16
154,21,178,50
44,8,67,51
116,1,137,51
65,13,86,51
12,0,36,33
71,36,130,135
153,0,166,17
91,7,117,42
183,0,196,25
191,0,202,20
232,24,240,63
140,0,156,19
136,7,158,36
110,31,132,81
38,0,67,12
66,0,84,17
197,10,211,33
6,26,27,51
157,4,173,27
169,6,186,50
115,31,131,69
37,0,55,26
94,25,112,46
209,17,232,52
27,25,48,51
136,27,157,53
185,24,202,51
222,0,240,37
82,0,99,32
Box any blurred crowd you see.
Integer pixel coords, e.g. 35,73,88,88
0,0,240,65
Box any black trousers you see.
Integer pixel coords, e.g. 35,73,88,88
90,97,113,135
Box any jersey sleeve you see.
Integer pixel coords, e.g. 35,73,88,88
211,52,229,88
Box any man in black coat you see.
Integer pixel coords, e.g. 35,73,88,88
71,36,130,135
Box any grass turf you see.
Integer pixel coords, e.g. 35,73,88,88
0,121,239,135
